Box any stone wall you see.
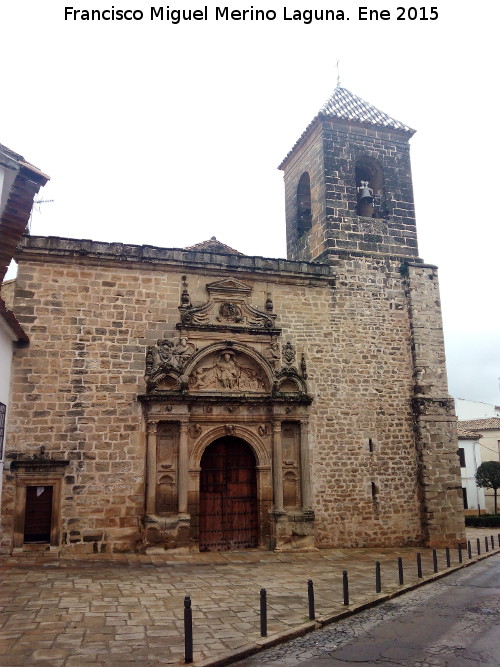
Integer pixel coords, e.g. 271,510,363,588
0,233,463,554
0,239,329,553
0,279,15,309
406,263,464,546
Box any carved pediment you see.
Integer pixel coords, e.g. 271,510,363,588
206,278,252,296
178,278,278,331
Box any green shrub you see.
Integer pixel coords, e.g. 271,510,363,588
465,514,500,527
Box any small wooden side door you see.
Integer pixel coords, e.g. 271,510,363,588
24,486,53,543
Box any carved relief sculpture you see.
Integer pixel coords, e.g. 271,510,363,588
216,351,239,389
217,302,243,323
263,338,280,370
145,336,197,390
282,341,296,365
188,349,268,393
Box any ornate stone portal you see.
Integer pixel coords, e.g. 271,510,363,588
139,278,313,552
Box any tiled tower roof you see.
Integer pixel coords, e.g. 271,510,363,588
319,86,414,132
279,85,414,169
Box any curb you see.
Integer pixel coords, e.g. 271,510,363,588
195,548,500,666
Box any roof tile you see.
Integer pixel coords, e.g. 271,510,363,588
459,417,500,431
319,86,414,132
184,237,244,256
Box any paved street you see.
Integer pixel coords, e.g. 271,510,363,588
234,551,500,666
0,529,498,665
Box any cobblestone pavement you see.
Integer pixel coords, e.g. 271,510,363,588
0,529,498,666
233,552,500,666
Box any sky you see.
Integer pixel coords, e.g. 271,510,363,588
1,0,499,405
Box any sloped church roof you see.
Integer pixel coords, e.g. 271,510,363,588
185,236,244,255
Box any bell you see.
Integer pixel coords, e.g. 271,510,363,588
357,180,374,204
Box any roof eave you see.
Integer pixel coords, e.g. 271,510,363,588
278,113,415,171
0,298,29,343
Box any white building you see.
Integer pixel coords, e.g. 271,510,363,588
457,417,500,513
455,398,500,420
457,424,485,513
1,143,48,515
0,298,28,502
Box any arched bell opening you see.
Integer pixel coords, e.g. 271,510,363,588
296,172,312,237
355,157,384,217
199,436,259,552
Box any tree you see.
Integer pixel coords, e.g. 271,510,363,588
475,461,500,514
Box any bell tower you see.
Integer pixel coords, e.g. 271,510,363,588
279,86,418,263
278,85,466,549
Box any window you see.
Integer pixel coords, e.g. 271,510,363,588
0,402,6,458
296,172,312,236
458,448,466,468
462,487,468,509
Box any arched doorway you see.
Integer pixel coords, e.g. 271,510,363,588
199,437,258,551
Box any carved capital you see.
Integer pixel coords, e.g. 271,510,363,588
147,420,159,436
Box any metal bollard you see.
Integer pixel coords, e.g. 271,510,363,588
375,561,381,593
184,595,193,664
458,543,463,563
260,588,267,637
485,536,489,552
498,534,500,548
343,570,349,606
432,549,438,573
417,552,422,578
307,579,315,620
467,540,472,559
477,538,481,555
398,557,404,586
445,546,450,568
491,535,494,550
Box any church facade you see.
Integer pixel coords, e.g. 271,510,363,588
0,87,465,554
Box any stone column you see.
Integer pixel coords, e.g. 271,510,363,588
300,420,312,510
146,420,158,515
178,421,189,515
272,421,283,510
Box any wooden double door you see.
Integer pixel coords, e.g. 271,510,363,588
199,437,258,551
